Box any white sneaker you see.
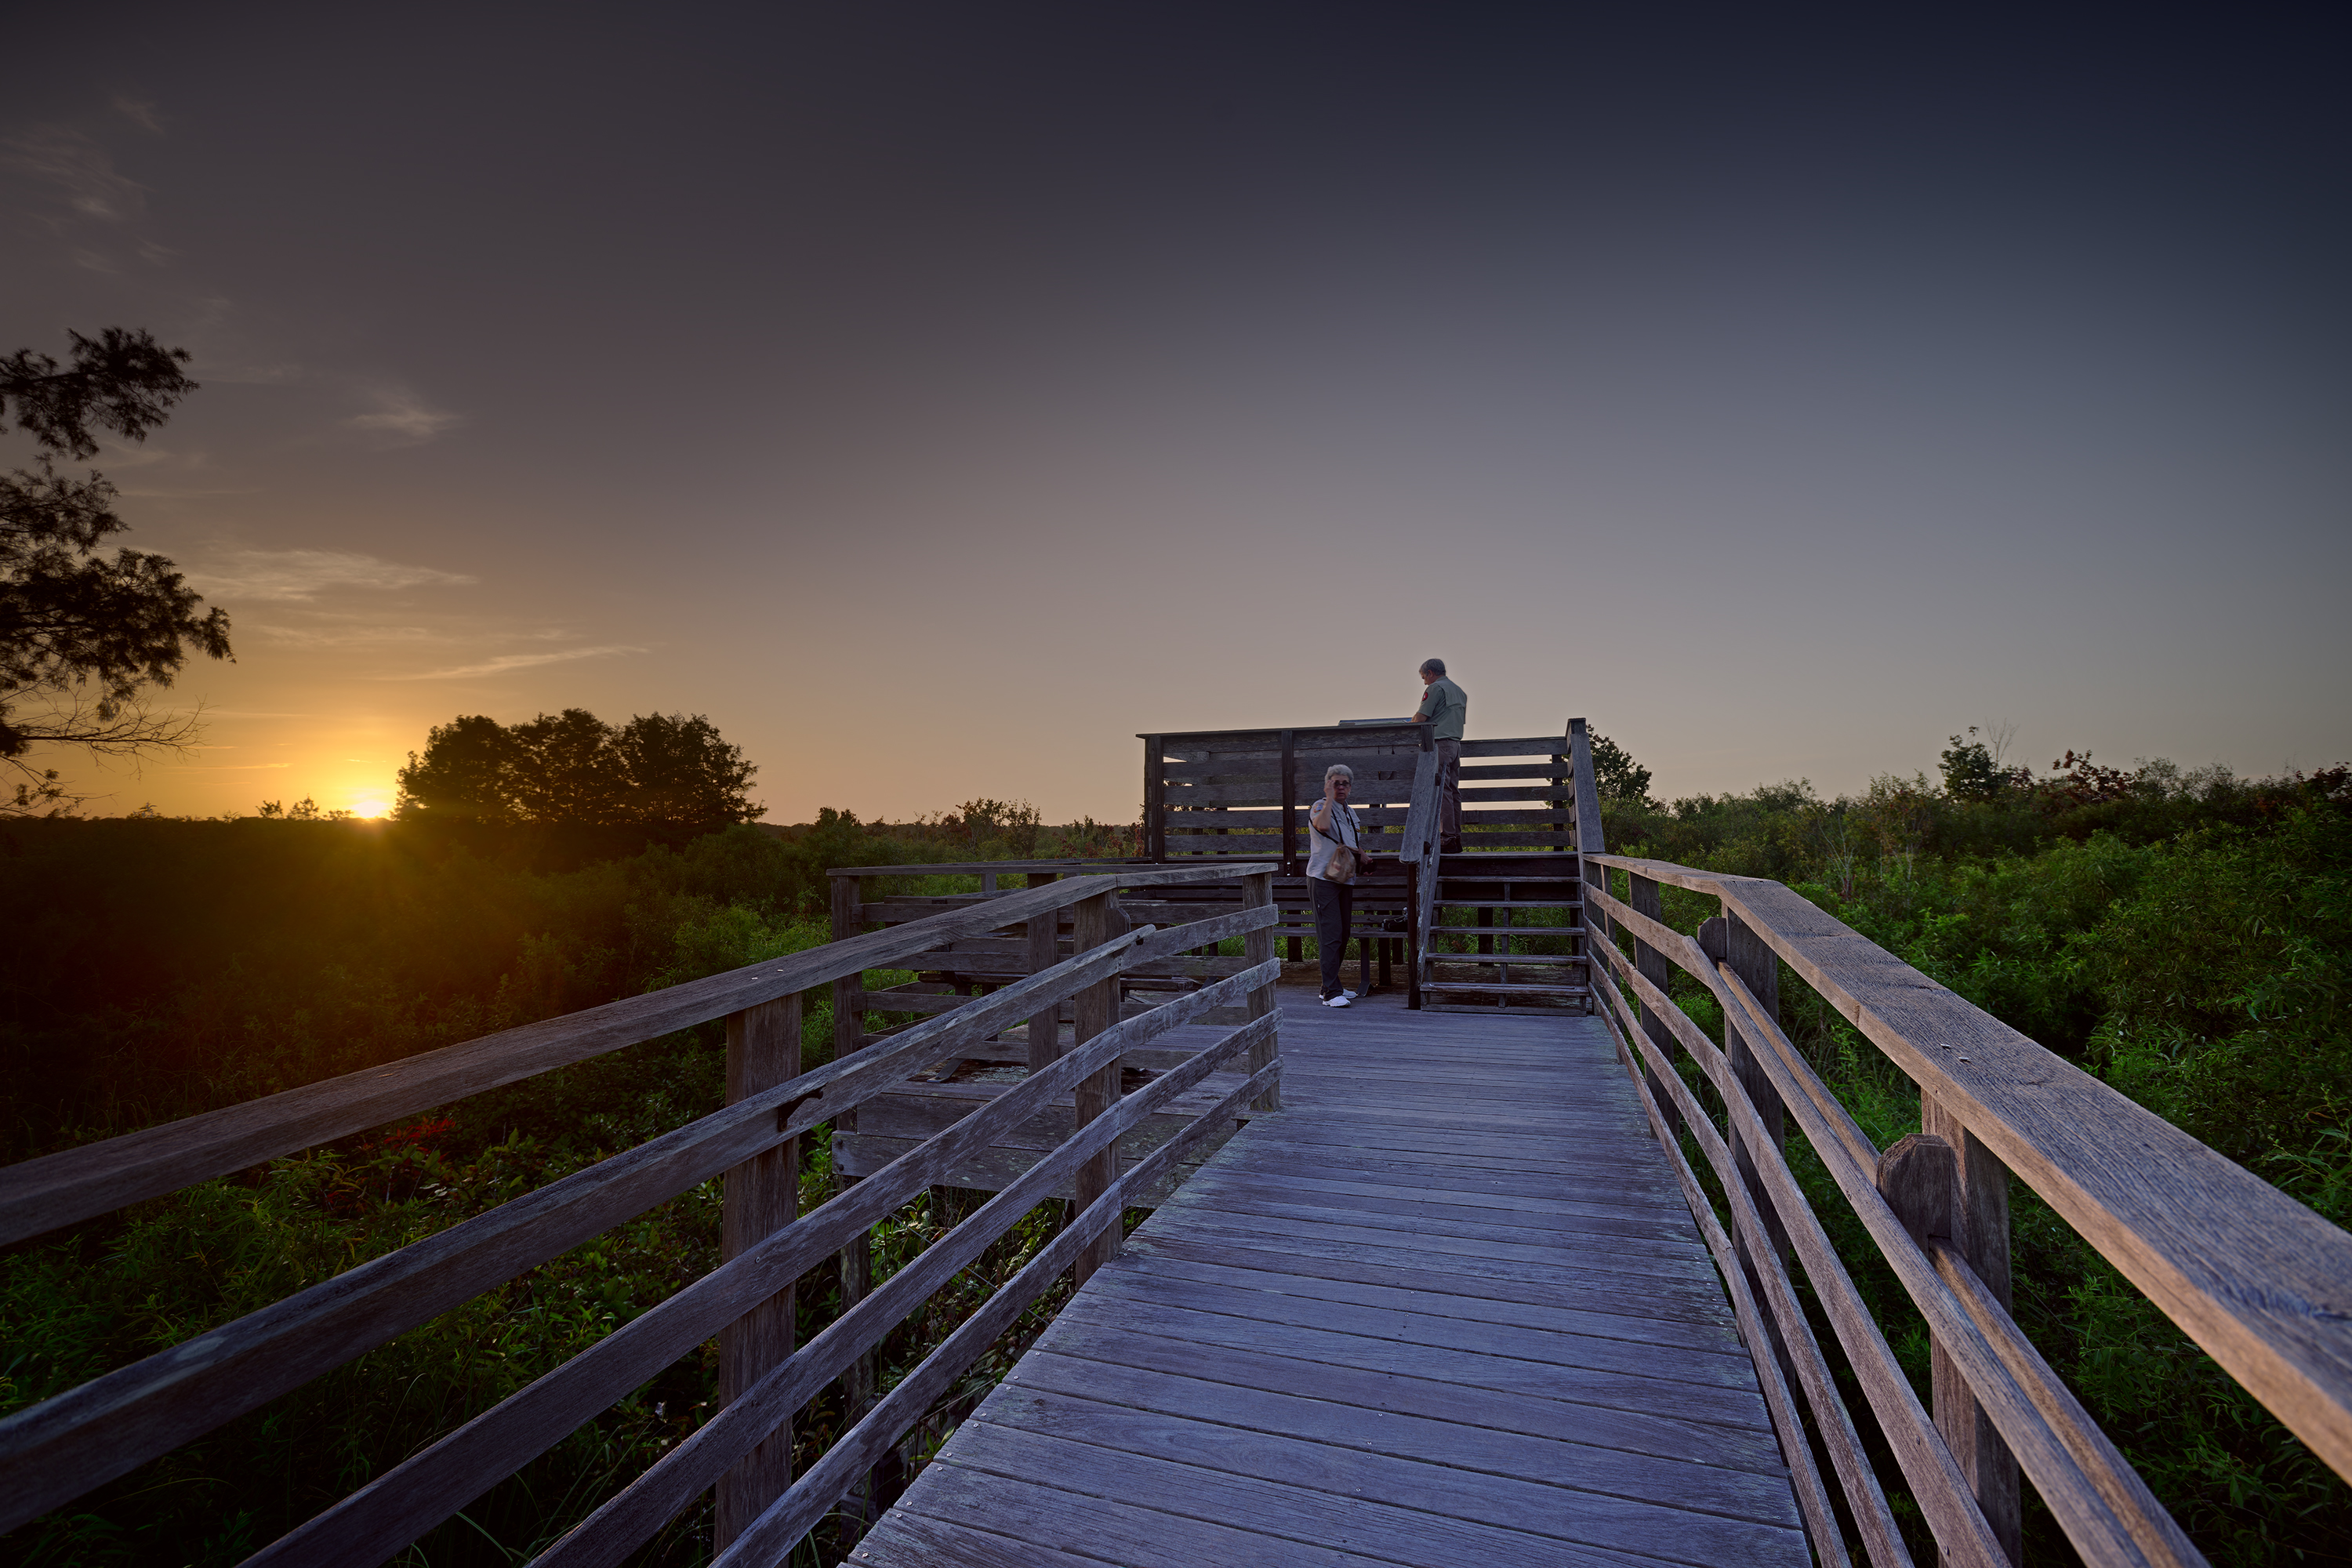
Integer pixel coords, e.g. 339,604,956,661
1321,993,1352,1007
1342,989,1359,1000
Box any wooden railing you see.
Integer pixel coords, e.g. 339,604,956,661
1572,804,2352,1561
1396,717,1598,1007
0,862,1282,1564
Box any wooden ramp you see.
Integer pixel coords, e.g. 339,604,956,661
848,985,1809,1567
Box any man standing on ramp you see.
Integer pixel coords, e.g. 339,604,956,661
1413,658,1467,854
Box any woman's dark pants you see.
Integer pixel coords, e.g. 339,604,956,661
1310,876,1355,1000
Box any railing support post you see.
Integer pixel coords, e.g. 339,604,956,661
1626,872,1682,1145
1243,870,1282,1111
717,993,800,1550
1025,873,1061,1072
1701,909,1804,1459
826,873,877,1534
1921,1097,2024,1564
1070,887,1125,1284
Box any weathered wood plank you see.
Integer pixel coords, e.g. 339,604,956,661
924,1417,1730,1568
848,1509,1109,1568
1049,1291,1769,1429
1109,1246,1747,1354
1080,1268,1756,1387
987,1364,1802,1548
880,1451,1408,1568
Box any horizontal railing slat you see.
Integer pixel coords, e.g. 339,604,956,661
0,864,1270,1249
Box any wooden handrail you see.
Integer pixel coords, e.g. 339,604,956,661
1574,840,2352,1564
0,871,1282,1559
0,862,1271,1248
1585,851,2352,1490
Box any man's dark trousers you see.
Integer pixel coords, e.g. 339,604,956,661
1310,876,1356,999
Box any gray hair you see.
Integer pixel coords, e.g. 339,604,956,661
1325,763,1354,782
1420,657,1446,676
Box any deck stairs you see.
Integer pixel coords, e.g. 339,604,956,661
1419,851,1592,1013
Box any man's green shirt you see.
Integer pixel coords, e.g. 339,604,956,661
1416,677,1467,741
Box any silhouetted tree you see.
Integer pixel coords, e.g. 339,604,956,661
615,712,761,826
1,328,231,808
1589,731,1654,805
394,708,762,826
393,715,518,822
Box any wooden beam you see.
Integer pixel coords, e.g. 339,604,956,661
1071,890,1124,1285
717,995,800,1549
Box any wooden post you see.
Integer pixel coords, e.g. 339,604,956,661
1243,870,1281,1110
1143,736,1166,862
1708,912,1791,1262
1922,1095,2024,1565
1070,888,1124,1284
1279,728,1298,875
829,874,863,1061
1566,719,1606,1018
826,872,875,1526
1025,873,1060,1072
1405,859,1423,1011
1627,873,1682,1145
717,993,800,1549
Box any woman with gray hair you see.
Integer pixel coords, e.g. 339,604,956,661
1306,762,1367,1007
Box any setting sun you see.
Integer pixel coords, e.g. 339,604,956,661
349,797,390,818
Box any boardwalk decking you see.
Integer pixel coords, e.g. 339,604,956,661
849,985,1809,1566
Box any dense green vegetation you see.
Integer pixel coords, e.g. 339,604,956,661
1595,742,2351,1564
3,740,2346,1566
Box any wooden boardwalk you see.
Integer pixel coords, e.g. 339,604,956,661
849,985,1809,1567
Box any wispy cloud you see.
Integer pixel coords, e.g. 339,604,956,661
383,645,648,681
347,390,462,442
111,96,165,134
2,125,147,223
248,620,456,648
187,549,477,603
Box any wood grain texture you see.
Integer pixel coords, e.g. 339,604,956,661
716,995,800,1549
1072,890,1125,1284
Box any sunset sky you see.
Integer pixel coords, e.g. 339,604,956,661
6,6,2346,823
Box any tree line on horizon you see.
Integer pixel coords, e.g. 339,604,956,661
393,708,763,829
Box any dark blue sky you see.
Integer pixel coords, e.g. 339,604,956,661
5,5,2346,818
